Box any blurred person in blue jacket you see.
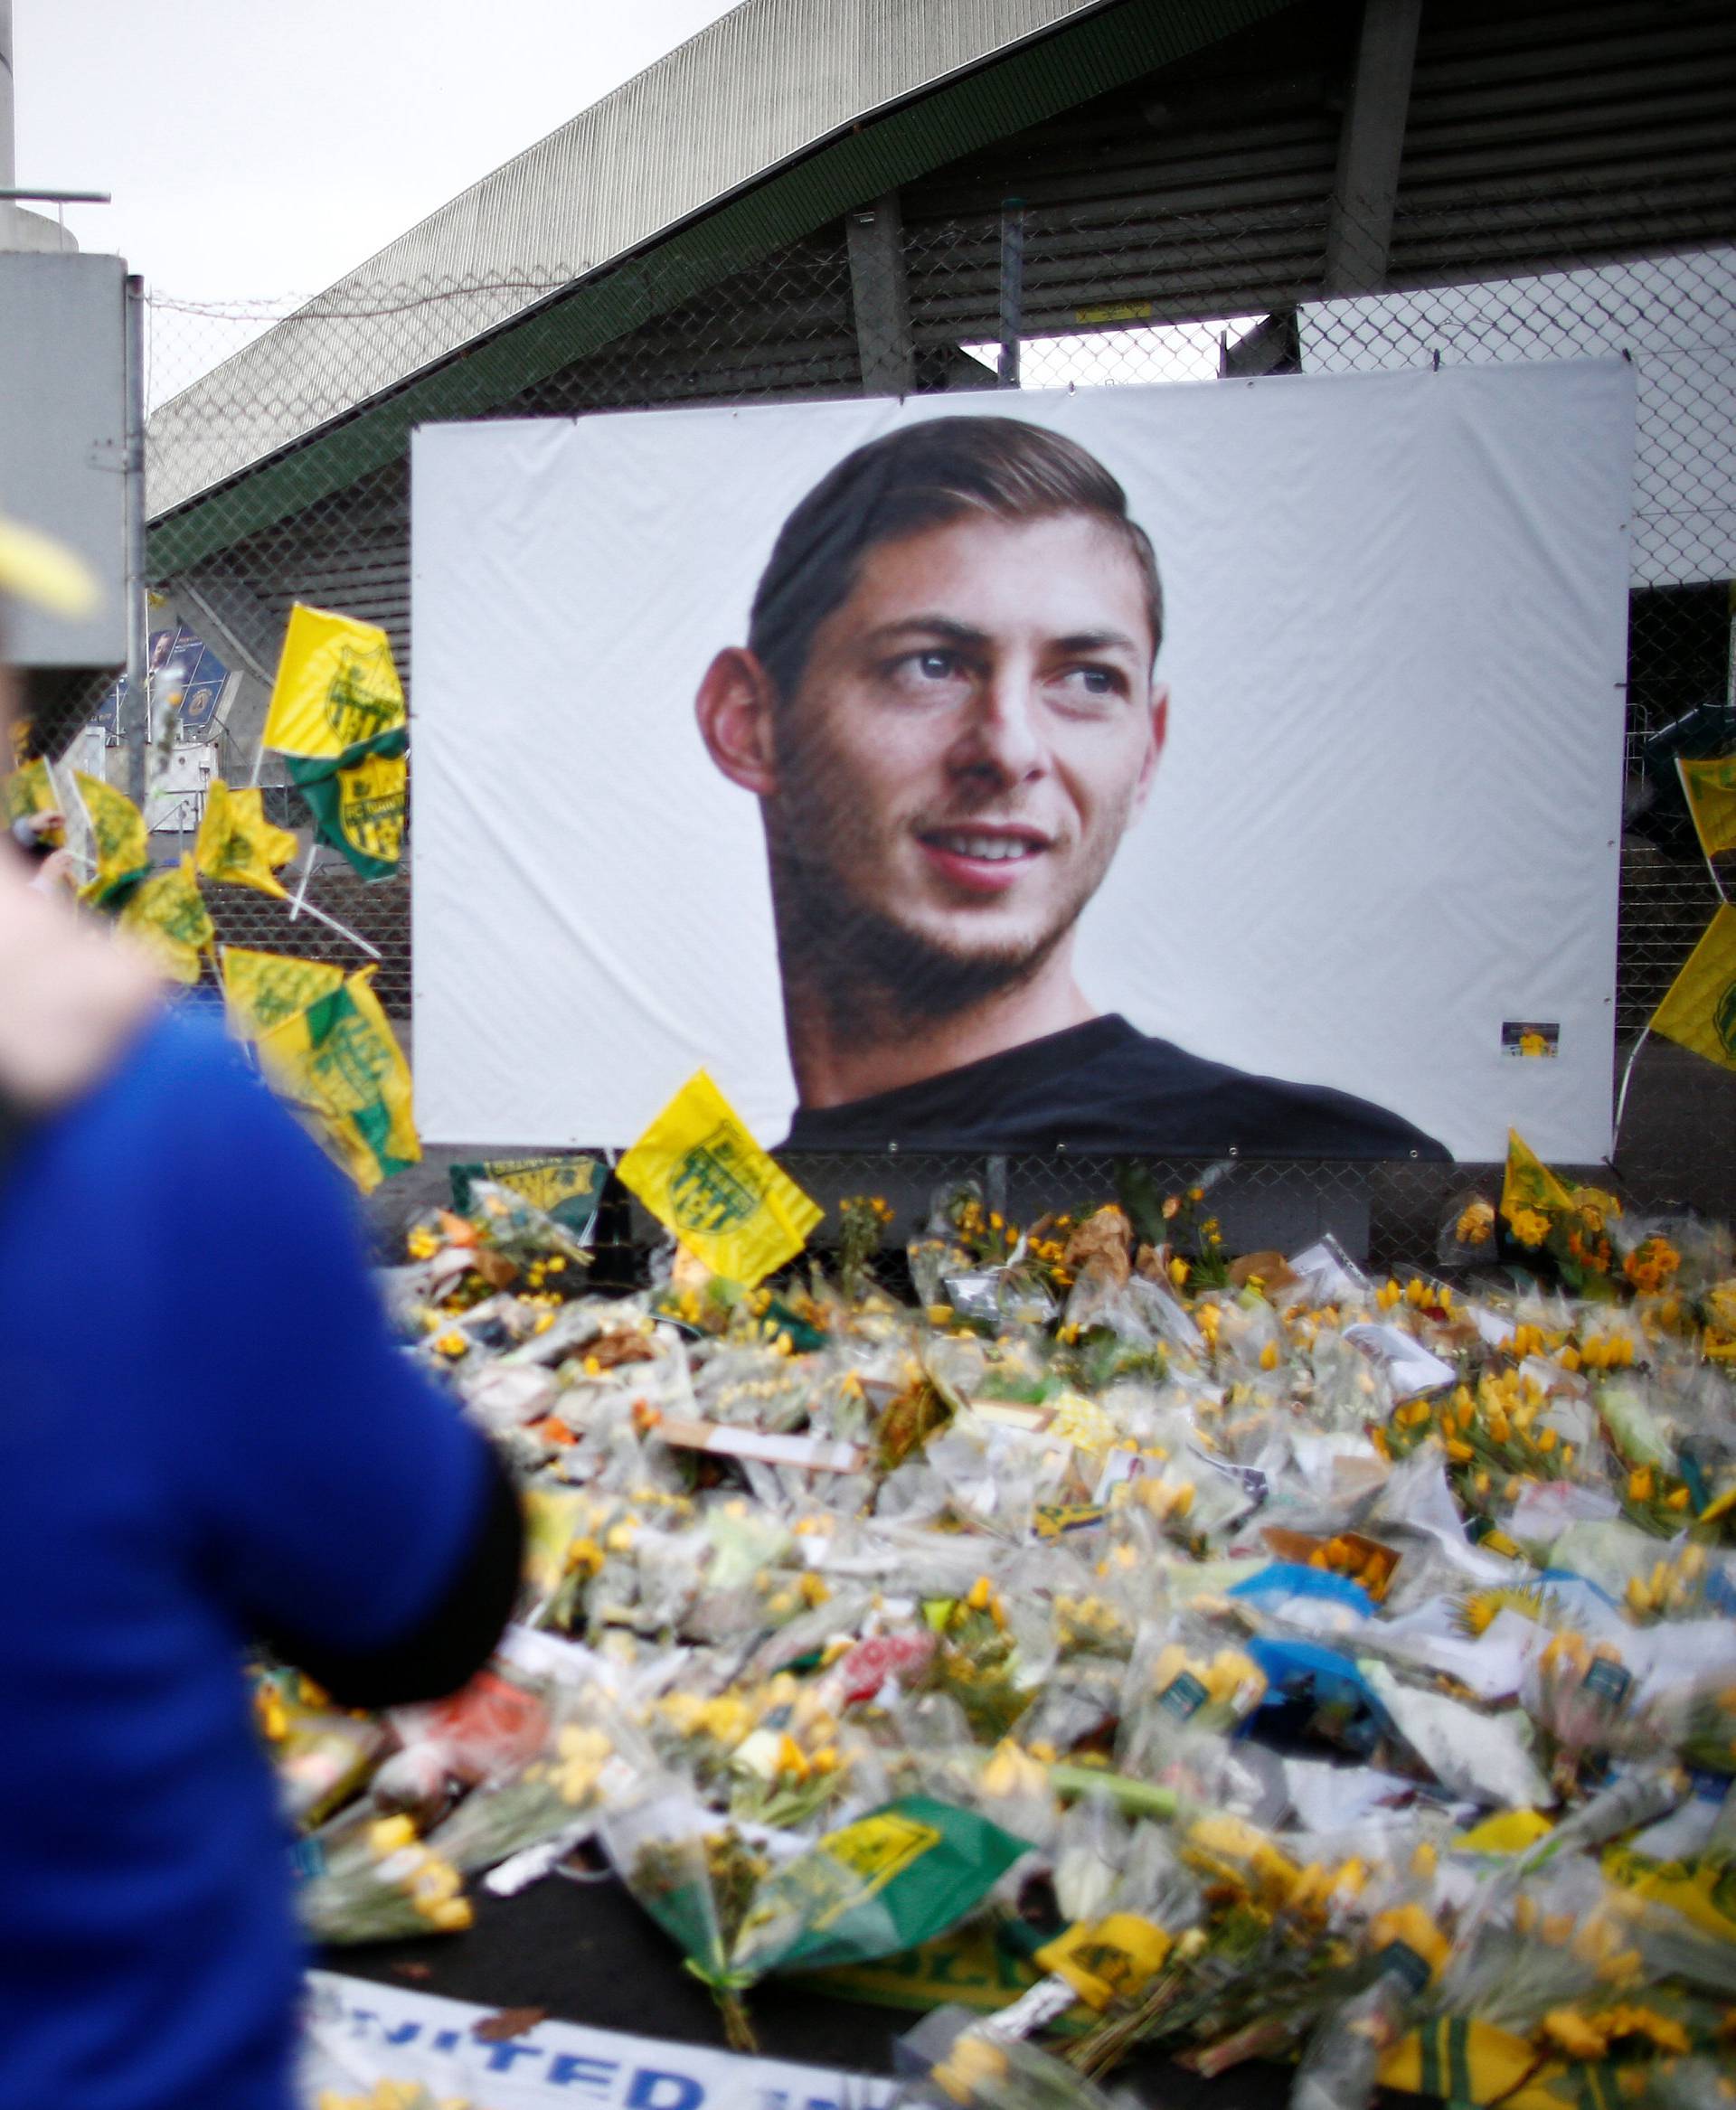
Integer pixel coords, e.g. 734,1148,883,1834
0,510,523,2110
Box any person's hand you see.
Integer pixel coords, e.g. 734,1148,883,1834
27,847,76,895
11,808,65,852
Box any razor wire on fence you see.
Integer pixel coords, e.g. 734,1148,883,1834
100,173,1736,1252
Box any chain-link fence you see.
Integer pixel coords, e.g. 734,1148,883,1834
109,155,1736,1262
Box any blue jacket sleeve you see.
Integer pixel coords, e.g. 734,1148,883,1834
146,1017,508,1671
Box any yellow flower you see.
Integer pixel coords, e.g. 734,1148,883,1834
1541,2009,1608,2060
1456,1201,1495,1246
1507,1206,1551,1248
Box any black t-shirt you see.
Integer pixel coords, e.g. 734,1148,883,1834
780,1014,1449,1160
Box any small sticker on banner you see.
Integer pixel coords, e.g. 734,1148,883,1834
1502,1021,1561,1058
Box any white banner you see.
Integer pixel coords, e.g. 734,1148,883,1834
302,1970,895,2110
412,361,1635,1162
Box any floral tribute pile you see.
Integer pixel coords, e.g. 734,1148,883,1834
273,1156,1736,2110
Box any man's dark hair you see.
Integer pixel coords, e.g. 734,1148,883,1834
747,417,1164,703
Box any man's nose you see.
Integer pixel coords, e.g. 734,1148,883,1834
948,666,1046,787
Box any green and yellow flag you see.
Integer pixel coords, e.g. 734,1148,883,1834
220,946,347,1040
262,604,407,881
618,1069,821,1286
194,779,299,899
1678,754,1736,863
1650,902,1736,1074
2,756,59,835
115,856,214,985
298,744,405,881
1500,1128,1578,1227
254,966,419,1193
73,770,151,909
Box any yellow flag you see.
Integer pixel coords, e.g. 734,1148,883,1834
262,604,405,766
1678,755,1736,862
1500,1128,1578,1227
618,1069,821,1286
1650,903,1736,1073
115,856,214,984
194,779,299,899
307,745,404,879
73,770,151,908
2,756,58,832
254,966,419,1193
221,946,346,1039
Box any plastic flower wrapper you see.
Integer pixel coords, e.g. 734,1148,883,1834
267,1700,388,1832
895,2003,1123,2110
424,1680,652,1877
1434,1855,1649,2063
608,1786,1033,2051
967,1808,1208,2053
1118,1615,1267,1777
1523,1629,1647,1794
909,1569,1056,1745
713,1668,855,1831
691,1338,817,1430
1438,1192,1499,1270
602,1782,778,2049
908,1182,999,1310
297,1812,474,1945
373,1660,556,1830
1063,1809,1348,2080
1642,1672,1736,1778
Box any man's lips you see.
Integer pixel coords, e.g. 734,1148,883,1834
914,824,1052,893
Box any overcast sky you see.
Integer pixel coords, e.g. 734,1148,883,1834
14,0,741,299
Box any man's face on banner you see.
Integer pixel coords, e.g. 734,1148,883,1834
765,510,1165,1004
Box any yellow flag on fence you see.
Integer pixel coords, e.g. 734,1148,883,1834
73,770,151,908
618,1069,822,1286
1650,902,1736,1074
262,604,405,766
115,856,214,984
194,779,299,899
253,966,419,1193
1678,754,1736,862
220,946,346,1040
262,604,408,881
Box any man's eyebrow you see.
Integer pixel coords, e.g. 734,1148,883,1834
859,617,1145,656
1052,628,1144,656
860,616,991,648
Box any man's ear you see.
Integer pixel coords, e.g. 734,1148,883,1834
1128,682,1168,819
695,647,779,796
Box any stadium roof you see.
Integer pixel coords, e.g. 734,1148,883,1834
146,0,1293,571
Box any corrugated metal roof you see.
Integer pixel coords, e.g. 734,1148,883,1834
146,0,1118,515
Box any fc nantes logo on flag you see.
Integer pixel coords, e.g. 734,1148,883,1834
618,1070,821,1286
262,605,407,881
1652,904,1736,1073
251,966,420,1193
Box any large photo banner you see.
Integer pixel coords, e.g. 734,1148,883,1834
411,362,1635,1162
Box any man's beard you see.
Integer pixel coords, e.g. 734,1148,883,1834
769,843,1081,1029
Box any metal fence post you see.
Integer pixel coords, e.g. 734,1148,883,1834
984,1154,1009,1224
121,271,148,808
997,200,1024,389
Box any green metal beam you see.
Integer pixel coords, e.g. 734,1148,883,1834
149,0,1295,577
